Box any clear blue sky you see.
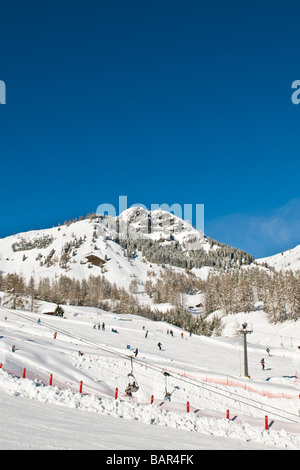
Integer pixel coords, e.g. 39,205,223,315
1,0,300,258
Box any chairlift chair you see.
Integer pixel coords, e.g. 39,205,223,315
125,372,139,394
125,358,139,395
163,371,171,401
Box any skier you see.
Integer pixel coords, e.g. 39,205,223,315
102,322,105,330
53,332,57,339
11,345,15,352
260,358,265,370
145,330,148,338
158,342,162,351
134,348,138,357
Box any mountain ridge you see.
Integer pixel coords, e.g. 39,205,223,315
257,243,300,272
0,208,255,286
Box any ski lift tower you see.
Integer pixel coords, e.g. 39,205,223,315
238,322,253,377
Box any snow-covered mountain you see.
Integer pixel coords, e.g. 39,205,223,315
0,209,300,450
258,244,300,272
0,207,254,290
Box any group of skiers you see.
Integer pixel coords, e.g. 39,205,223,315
93,322,105,331
8,315,274,388
13,314,273,374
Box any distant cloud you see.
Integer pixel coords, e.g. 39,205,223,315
205,199,300,259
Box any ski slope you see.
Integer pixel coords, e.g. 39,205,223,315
0,302,299,450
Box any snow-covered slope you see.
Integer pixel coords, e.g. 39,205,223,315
0,215,164,295
0,302,299,449
0,215,140,288
0,208,254,290
258,244,300,272
1,209,300,449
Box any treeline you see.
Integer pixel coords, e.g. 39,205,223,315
116,235,254,271
0,272,141,314
143,268,204,307
204,267,300,323
1,265,299,340
0,272,217,336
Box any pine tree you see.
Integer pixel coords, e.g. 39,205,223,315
236,276,254,313
27,276,37,312
285,271,300,321
3,273,26,309
219,273,234,315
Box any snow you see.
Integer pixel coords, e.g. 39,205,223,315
0,302,299,450
0,218,148,289
0,212,300,450
0,211,211,290
0,390,274,450
257,243,300,272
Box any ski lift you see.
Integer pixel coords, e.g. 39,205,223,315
163,371,171,401
125,358,139,395
125,373,139,394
